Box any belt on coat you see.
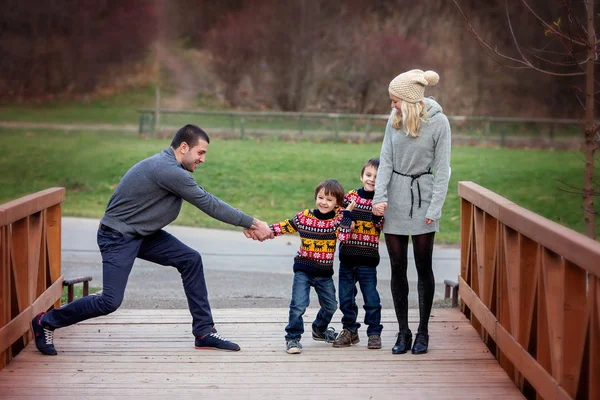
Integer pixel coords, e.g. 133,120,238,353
392,169,432,218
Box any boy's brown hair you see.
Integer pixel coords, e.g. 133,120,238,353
361,158,380,176
314,179,345,206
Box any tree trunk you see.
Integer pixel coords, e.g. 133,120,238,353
583,0,596,239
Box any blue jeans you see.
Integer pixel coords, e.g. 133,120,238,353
338,263,383,336
285,271,338,340
42,226,214,337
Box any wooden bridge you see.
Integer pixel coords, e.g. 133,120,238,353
0,183,598,399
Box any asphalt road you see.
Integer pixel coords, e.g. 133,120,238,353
62,217,461,309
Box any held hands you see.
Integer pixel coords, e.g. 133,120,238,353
372,202,387,216
243,218,274,242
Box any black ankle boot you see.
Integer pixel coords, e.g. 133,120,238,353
392,331,412,354
411,332,429,354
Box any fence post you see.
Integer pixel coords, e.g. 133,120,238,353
230,114,235,136
138,113,144,135
155,86,161,132
365,118,371,140
299,114,304,136
240,117,245,139
334,117,340,141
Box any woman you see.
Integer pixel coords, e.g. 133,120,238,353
372,69,451,355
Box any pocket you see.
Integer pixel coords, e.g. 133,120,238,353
97,229,124,252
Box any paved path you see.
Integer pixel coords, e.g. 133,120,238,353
62,217,461,309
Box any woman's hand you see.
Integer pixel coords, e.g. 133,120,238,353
372,202,387,216
425,218,433,225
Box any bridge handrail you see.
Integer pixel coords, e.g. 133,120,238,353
0,188,65,370
458,181,599,400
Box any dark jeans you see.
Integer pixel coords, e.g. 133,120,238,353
285,271,338,341
42,226,214,337
338,263,383,336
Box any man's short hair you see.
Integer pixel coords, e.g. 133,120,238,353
171,124,210,149
314,179,345,206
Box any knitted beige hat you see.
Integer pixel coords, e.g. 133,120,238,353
388,69,439,103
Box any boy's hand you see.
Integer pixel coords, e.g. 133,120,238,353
346,200,356,212
244,218,274,241
372,202,387,216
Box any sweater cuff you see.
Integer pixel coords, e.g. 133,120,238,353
240,214,254,229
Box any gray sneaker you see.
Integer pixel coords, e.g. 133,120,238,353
312,327,338,343
286,338,302,354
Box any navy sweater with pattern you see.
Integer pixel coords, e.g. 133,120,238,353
338,188,384,267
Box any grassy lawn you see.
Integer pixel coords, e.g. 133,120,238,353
0,86,158,125
0,127,594,244
61,285,102,305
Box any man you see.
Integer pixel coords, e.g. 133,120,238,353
32,124,273,354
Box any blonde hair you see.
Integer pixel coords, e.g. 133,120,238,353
391,101,428,137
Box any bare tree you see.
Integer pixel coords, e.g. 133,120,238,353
203,11,262,107
453,0,599,239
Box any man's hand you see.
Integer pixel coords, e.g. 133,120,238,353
372,202,387,216
244,218,274,242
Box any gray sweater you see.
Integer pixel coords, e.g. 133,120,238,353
100,148,254,236
373,97,451,235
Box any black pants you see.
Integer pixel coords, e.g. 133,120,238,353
43,226,214,337
385,232,435,334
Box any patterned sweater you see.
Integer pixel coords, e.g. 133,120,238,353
338,189,384,267
270,208,353,277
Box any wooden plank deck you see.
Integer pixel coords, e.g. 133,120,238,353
0,308,523,399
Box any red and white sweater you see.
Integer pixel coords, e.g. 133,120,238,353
270,208,353,277
338,189,384,267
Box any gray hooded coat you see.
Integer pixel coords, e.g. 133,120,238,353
373,97,451,235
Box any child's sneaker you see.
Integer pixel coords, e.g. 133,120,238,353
31,312,57,355
367,335,382,349
195,329,240,351
312,327,338,343
332,328,360,347
286,338,302,354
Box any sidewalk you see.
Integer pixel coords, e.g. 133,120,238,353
62,217,461,309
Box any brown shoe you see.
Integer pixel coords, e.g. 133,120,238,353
332,328,359,347
367,335,382,349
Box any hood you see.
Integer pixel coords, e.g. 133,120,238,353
423,97,443,119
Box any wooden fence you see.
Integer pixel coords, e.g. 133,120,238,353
0,188,65,370
137,108,593,149
458,181,599,399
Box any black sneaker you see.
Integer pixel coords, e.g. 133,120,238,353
312,327,338,343
31,312,57,356
195,329,240,352
286,338,302,354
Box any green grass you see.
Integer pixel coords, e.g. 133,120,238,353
1,127,596,244
0,86,158,124
61,285,102,305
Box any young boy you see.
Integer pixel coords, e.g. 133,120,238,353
333,158,385,349
269,179,355,354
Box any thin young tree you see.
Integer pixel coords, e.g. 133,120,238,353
453,0,599,239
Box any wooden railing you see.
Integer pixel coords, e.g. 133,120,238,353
0,188,65,370
458,181,599,400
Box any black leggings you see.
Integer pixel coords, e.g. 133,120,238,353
385,232,435,334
